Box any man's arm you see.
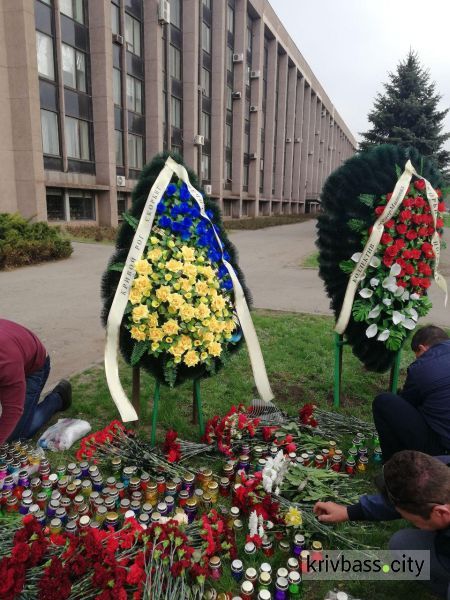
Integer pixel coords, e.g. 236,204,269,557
314,493,401,523
400,364,422,407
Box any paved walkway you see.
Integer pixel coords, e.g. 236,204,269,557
1,220,449,385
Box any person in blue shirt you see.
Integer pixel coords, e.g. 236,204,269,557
373,325,450,461
314,451,450,599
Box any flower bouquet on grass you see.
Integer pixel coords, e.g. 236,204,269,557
317,144,446,371
102,152,250,388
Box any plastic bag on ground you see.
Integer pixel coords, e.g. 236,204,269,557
38,418,91,451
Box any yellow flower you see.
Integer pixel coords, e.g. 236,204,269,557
195,281,209,296
200,351,208,360
168,240,175,248
181,245,196,262
148,328,164,343
202,332,214,344
169,344,184,357
168,293,185,310
132,305,149,323
150,236,159,245
179,335,193,351
151,300,161,308
148,312,159,328
134,259,152,276
129,288,143,305
224,320,236,333
179,304,195,322
196,304,211,320
166,259,183,273
173,282,181,291
208,341,222,357
151,342,160,351
284,507,302,527
185,293,192,300
211,295,226,311
202,266,216,280
165,274,173,282
194,340,202,347
183,263,197,278
165,337,173,344
130,326,146,341
180,278,192,292
156,285,172,302
208,317,221,333
162,319,180,336
174,356,182,364
184,350,200,367
134,275,152,294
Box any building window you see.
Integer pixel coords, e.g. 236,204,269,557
169,45,181,80
245,65,250,86
60,0,84,24
46,189,65,221
202,22,211,53
126,75,142,114
202,0,211,8
243,163,249,187
201,112,210,140
225,159,232,181
170,0,181,28
40,109,60,155
62,44,86,92
65,116,90,160
227,5,234,34
201,154,210,181
69,191,95,220
226,46,233,72
128,133,143,169
111,2,120,35
171,96,181,129
117,192,127,220
113,68,122,106
115,130,123,165
36,31,54,80
226,86,232,111
201,68,210,96
125,14,141,56
225,123,232,148
247,25,253,54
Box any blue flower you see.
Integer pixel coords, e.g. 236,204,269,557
159,216,172,228
218,265,228,279
166,183,177,196
196,221,208,236
223,251,231,261
191,206,200,218
208,249,221,263
180,183,190,201
171,205,181,218
182,217,193,229
179,202,190,214
221,278,233,291
156,201,166,215
180,230,191,241
172,221,184,233
206,209,214,219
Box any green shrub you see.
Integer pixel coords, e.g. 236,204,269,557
0,213,72,270
63,225,118,242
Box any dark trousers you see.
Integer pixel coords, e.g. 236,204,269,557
372,393,446,462
390,528,450,599
7,356,62,441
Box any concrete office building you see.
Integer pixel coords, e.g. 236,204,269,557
0,0,357,226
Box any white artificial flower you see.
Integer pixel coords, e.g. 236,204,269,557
359,288,373,298
382,276,398,293
394,286,404,298
411,293,420,300
249,511,259,537
382,298,392,307
402,319,417,330
366,324,378,338
370,256,381,268
392,311,405,325
262,474,273,493
401,291,410,302
377,330,390,342
370,278,380,288
368,305,382,319
390,263,402,277
351,252,362,262
407,308,418,321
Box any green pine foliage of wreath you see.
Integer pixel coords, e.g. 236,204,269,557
101,151,251,386
317,144,444,372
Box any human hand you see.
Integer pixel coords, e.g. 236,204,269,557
313,501,349,523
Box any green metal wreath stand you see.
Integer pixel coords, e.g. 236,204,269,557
131,367,205,446
333,333,402,408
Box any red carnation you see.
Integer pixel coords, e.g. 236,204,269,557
400,210,412,222
411,276,421,287
402,197,414,207
127,564,146,586
386,192,393,201
396,279,407,288
414,179,426,190
412,214,424,225
406,230,418,240
417,227,428,237
437,218,444,228
395,238,405,249
419,278,431,289
438,201,446,212
411,249,422,260
375,206,384,216
383,256,394,267
396,224,407,235
381,233,393,245
405,263,415,275
385,245,398,257
414,197,426,208
385,219,395,229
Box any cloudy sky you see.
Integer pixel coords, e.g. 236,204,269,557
269,0,450,148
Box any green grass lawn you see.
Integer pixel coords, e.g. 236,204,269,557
53,310,436,600
301,251,319,269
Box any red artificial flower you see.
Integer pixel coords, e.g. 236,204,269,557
419,278,431,289
126,564,146,586
411,249,422,260
414,179,426,191
386,192,393,201
404,263,415,275
381,233,393,245
396,279,407,288
414,196,426,208
437,218,444,228
385,245,398,257
410,276,421,287
396,224,407,235
402,197,414,208
11,542,30,564
374,205,385,216
418,227,429,237
438,201,446,212
421,242,434,259
383,256,394,268
405,230,418,240
385,219,395,229
399,210,412,222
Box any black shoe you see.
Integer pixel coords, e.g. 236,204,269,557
52,379,72,411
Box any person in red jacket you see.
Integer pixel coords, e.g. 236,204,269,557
0,319,72,445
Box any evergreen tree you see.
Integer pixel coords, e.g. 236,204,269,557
360,51,450,172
